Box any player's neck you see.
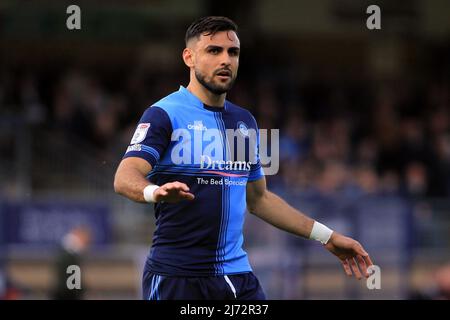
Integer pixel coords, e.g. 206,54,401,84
186,81,226,108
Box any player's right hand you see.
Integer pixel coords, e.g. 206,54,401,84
154,182,195,203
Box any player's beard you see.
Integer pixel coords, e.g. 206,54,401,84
195,69,236,95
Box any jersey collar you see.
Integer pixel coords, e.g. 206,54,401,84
178,85,227,112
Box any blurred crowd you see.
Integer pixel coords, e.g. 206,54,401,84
1,63,450,199
260,79,450,199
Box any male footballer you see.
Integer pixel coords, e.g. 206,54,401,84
114,16,373,300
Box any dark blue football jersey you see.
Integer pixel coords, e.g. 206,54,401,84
123,86,264,276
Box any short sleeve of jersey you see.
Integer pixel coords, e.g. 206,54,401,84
248,118,265,182
122,106,172,167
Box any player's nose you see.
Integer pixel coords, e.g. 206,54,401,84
220,52,233,66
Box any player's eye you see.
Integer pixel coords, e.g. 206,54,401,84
208,47,221,54
229,49,240,56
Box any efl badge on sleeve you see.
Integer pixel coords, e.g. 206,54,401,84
130,123,150,144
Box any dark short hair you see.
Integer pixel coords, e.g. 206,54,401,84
185,16,238,45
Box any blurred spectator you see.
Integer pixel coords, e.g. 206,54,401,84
279,114,309,162
434,263,450,300
51,226,91,300
410,263,450,300
353,165,379,195
0,271,24,300
403,162,428,197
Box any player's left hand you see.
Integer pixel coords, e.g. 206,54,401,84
324,232,373,280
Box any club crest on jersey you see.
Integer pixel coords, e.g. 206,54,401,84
237,121,249,137
131,123,150,144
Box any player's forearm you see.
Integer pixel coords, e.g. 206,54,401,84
114,166,151,203
248,190,315,239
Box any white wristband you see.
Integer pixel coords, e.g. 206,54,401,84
143,184,160,203
309,221,333,245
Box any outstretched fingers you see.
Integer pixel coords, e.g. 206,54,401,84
179,190,195,200
175,182,190,192
164,182,190,192
158,182,195,202
363,254,374,268
349,258,362,280
357,255,369,278
341,259,353,277
358,247,374,277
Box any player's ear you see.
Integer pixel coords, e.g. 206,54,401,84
182,47,195,68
